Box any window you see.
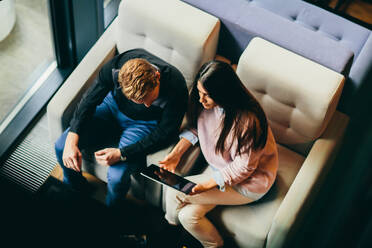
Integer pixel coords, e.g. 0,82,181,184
0,0,54,128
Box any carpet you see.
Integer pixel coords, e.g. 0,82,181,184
35,172,203,248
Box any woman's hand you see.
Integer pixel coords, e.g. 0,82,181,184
159,152,181,173
159,137,193,173
189,178,218,195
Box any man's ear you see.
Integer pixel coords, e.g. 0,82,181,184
155,70,161,80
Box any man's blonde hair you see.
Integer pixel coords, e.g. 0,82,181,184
118,58,158,101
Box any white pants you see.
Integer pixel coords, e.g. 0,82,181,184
165,167,257,248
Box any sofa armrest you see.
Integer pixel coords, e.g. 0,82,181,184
46,18,118,143
267,111,349,247
350,33,372,89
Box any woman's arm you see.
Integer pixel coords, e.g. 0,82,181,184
190,178,218,195
219,148,260,186
191,153,257,195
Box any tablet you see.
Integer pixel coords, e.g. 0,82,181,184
140,164,196,195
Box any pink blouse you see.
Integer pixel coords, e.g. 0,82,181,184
184,107,278,196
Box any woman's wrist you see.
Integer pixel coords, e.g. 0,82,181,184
203,178,218,189
172,138,192,157
170,145,183,158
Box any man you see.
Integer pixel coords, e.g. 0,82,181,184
55,48,188,207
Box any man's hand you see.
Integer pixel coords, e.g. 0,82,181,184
159,152,181,173
63,132,82,172
95,148,121,166
189,178,218,195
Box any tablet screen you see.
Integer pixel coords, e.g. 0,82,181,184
140,164,196,194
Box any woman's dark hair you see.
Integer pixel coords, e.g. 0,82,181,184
187,60,268,155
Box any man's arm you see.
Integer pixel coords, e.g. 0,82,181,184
62,59,115,170
62,132,82,172
69,60,114,135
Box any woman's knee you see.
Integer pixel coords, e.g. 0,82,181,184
164,188,184,225
178,205,204,226
165,187,179,202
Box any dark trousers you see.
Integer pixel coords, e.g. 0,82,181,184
55,92,157,207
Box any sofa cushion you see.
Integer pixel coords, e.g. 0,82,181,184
0,0,16,41
251,0,371,61
181,0,354,75
209,144,304,248
236,38,345,147
116,0,220,87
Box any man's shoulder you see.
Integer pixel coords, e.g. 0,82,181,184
119,48,152,58
117,49,178,72
117,48,163,65
101,49,157,75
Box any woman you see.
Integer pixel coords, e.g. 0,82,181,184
159,61,278,248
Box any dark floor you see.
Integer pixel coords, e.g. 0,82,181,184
305,0,372,28
0,176,204,248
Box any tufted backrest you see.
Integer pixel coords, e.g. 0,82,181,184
116,0,220,88
237,38,345,150
251,0,371,61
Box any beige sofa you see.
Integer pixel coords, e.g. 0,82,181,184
47,0,219,206
47,0,348,247
192,37,349,247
